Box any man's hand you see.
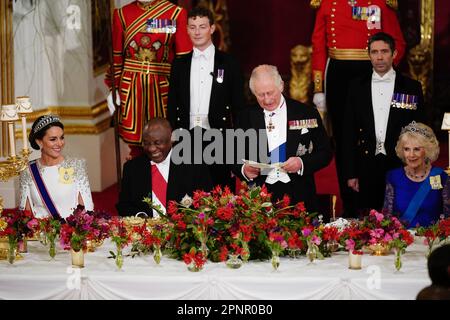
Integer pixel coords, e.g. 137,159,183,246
313,92,326,112
347,178,359,192
107,90,121,116
243,164,260,180
281,157,302,173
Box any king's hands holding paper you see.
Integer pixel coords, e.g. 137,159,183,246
243,157,303,180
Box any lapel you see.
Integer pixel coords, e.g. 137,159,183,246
363,73,376,142
209,49,224,112
286,99,296,155
385,72,404,140
182,52,193,111
142,156,152,196
251,106,267,162
166,155,176,204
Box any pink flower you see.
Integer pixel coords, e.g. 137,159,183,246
370,228,385,239
27,218,39,230
311,235,321,245
374,211,384,222
345,239,355,251
383,233,393,243
302,228,311,237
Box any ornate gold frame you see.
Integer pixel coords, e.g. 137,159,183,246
0,0,14,158
407,0,434,98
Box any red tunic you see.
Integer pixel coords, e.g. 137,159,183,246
311,0,405,92
106,0,192,145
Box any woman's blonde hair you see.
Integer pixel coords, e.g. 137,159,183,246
395,121,440,163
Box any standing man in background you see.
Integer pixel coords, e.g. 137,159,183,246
310,0,406,216
106,0,192,159
168,6,244,189
342,32,424,216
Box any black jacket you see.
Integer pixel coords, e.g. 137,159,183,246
116,153,213,216
167,48,245,130
342,71,425,180
234,97,332,212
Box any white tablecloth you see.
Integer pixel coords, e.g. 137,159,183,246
0,240,430,300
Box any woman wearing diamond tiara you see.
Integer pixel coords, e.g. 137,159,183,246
19,115,94,219
383,122,449,228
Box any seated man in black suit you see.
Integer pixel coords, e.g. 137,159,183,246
116,118,213,217
234,64,332,212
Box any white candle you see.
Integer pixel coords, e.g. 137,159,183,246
21,115,28,151
8,122,16,157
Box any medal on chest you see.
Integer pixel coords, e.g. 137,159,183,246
58,167,74,184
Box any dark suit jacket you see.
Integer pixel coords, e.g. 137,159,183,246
342,71,425,181
116,153,213,217
234,97,332,212
167,48,245,130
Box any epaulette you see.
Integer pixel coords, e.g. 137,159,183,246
310,0,322,9
386,0,398,10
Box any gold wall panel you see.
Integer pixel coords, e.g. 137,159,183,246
16,101,111,137
0,0,14,157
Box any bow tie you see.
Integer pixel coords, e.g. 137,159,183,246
372,73,394,83
193,50,207,59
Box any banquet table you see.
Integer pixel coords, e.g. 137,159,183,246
0,239,431,300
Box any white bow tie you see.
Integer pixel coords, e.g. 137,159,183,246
193,50,207,59
372,72,394,83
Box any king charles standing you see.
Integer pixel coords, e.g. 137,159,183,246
235,65,332,212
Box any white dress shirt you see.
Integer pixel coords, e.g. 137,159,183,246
150,149,172,217
371,68,396,155
190,44,215,129
263,97,291,184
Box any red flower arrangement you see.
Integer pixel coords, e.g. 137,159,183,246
144,182,322,268
0,209,39,263
415,216,450,255
39,217,61,258
60,205,110,252
183,248,207,272
108,216,130,269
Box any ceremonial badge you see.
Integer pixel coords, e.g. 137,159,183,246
308,141,314,154
351,5,381,30
430,175,443,190
366,5,381,30
58,167,74,184
216,69,224,83
296,143,307,157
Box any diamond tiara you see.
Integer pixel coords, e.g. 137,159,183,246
33,115,61,134
400,121,433,139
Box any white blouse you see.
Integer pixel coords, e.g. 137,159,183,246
19,157,94,218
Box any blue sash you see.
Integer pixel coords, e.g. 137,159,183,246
29,160,63,221
270,142,286,163
402,167,441,225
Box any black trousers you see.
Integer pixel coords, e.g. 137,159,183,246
326,59,372,217
357,154,388,216
189,127,235,191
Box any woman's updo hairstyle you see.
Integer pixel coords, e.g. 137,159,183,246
29,115,64,150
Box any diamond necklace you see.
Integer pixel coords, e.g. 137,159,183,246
405,165,429,180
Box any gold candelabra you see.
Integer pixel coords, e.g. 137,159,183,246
0,96,33,212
